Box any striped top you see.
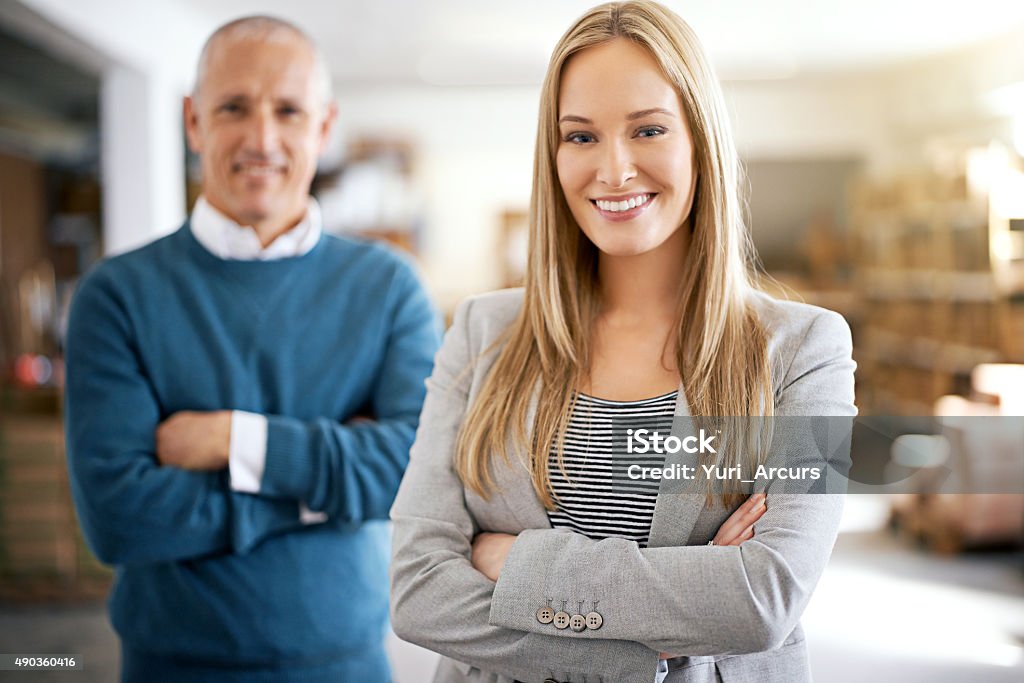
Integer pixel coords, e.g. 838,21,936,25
547,391,678,548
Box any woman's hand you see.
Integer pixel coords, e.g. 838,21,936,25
471,532,518,581
711,491,767,546
659,492,767,659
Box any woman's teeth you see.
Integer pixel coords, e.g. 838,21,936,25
595,194,650,212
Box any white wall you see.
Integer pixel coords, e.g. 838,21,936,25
98,64,190,254
725,77,887,161
334,84,540,308
869,27,1024,172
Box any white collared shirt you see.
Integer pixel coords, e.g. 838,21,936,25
190,195,322,261
190,195,326,524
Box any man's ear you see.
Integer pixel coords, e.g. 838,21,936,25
317,101,339,154
183,96,202,154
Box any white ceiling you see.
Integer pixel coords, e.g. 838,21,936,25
180,0,1024,85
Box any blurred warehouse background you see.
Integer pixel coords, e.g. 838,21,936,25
0,0,1022,681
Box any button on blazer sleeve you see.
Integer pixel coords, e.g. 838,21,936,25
390,297,662,683
487,309,856,657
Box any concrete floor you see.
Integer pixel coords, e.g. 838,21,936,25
804,497,1024,683
1,497,1021,682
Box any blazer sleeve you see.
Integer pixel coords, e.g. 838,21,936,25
390,297,662,683
487,309,857,656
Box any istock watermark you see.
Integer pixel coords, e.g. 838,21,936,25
604,415,1024,495
624,462,823,483
626,428,718,454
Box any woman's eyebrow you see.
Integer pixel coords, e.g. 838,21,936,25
559,114,591,125
558,108,676,125
627,107,674,120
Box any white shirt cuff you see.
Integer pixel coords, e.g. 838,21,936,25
228,410,268,493
299,503,328,525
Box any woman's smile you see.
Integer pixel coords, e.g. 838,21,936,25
591,193,657,221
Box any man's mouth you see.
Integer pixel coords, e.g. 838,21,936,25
233,162,284,176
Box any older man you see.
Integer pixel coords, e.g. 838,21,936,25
64,16,439,682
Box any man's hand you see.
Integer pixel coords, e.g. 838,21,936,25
470,532,518,582
156,410,232,471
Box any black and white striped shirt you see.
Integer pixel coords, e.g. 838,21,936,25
547,391,677,547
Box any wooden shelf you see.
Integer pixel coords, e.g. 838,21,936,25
850,166,1019,415
0,415,112,602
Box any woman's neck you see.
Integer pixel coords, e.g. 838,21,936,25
582,224,691,400
597,224,690,324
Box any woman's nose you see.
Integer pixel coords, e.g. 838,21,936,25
596,140,637,188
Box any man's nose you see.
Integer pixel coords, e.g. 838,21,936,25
244,106,281,153
596,140,637,188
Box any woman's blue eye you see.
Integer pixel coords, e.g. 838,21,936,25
565,132,595,144
637,127,665,138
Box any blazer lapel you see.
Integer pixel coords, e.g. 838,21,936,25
647,384,707,548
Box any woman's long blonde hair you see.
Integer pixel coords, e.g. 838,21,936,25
455,0,773,508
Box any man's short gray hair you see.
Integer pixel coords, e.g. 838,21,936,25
192,15,333,106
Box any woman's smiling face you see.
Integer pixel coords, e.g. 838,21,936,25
556,38,697,258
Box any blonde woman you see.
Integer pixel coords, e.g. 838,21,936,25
391,2,855,681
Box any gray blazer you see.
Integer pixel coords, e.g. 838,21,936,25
391,288,857,683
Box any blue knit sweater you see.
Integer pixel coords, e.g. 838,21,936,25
64,225,440,680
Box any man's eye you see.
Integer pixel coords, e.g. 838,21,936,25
279,107,300,116
564,132,595,144
218,103,243,114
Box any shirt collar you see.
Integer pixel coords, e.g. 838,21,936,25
190,196,322,261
